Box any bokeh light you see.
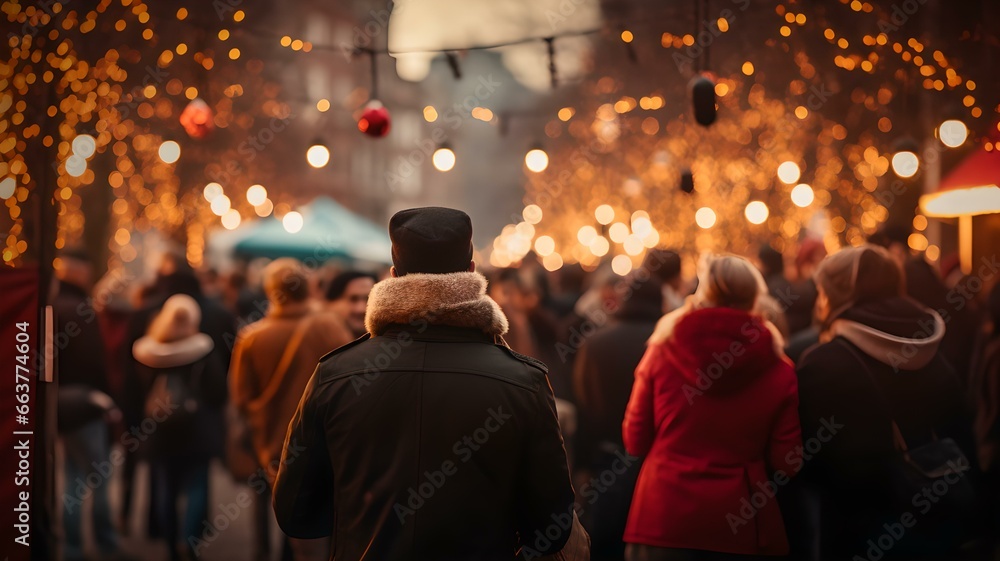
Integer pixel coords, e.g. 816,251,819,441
432,147,456,172
791,183,815,207
695,207,717,229
158,140,181,164
776,161,801,184
306,144,330,168
891,151,919,178
745,201,770,224
938,120,968,148
525,149,549,173
282,211,304,233
246,184,267,206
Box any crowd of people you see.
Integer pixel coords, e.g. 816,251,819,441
52,209,1000,561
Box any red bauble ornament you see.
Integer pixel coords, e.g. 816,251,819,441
180,98,215,139
358,100,390,138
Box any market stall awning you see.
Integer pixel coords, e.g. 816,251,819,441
234,197,391,264
920,148,1000,217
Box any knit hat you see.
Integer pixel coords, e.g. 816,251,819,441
133,294,213,368
389,207,473,275
814,244,903,326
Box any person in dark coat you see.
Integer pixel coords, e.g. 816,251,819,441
133,294,227,561
121,257,238,540
971,281,1000,539
796,245,983,560
54,249,130,561
273,207,588,561
572,274,662,560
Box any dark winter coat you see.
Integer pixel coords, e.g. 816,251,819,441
134,351,227,463
272,272,577,560
573,292,662,470
54,280,112,432
796,296,980,559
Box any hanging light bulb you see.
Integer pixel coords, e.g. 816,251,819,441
432,146,456,172
203,182,223,202
246,184,267,206
776,161,801,184
282,211,304,233
158,140,181,164
938,120,968,148
594,204,615,225
695,207,717,229
891,151,919,178
745,201,769,225
790,183,815,207
891,137,920,178
525,147,549,173
306,142,330,168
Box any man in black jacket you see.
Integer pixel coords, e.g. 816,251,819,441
273,207,587,560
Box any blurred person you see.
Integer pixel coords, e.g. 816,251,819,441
755,293,790,341
796,245,984,559
229,258,352,561
324,270,377,339
55,248,131,561
92,267,140,533
132,295,227,561
548,263,587,318
871,226,981,386
121,254,237,540
273,207,588,560
622,254,801,561
758,244,793,309
971,281,1000,537
572,273,662,560
786,238,826,336
646,249,686,314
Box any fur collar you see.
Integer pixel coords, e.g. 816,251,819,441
365,272,509,337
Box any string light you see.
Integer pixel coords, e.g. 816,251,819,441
432,147,456,172
306,143,330,168
525,148,549,173
282,211,304,233
891,151,919,178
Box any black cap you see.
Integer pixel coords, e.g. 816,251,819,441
389,207,473,275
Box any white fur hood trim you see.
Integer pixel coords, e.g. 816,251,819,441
364,272,509,337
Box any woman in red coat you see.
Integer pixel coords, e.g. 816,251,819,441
623,255,802,560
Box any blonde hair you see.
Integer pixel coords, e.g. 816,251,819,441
694,254,766,311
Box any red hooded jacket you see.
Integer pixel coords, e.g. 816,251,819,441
622,306,801,555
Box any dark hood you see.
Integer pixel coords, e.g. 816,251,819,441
830,296,944,371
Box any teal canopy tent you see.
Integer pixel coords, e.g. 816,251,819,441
233,197,391,264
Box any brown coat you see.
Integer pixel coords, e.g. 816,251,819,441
229,301,353,472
